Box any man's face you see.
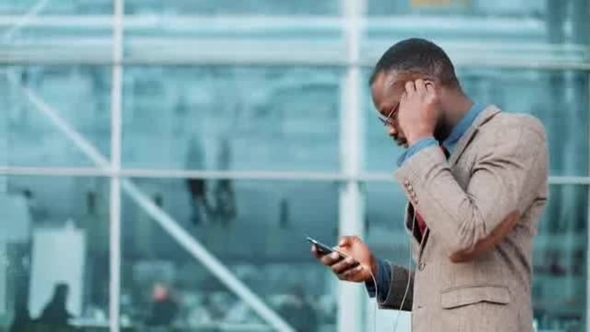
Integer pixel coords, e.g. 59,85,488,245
370,71,448,146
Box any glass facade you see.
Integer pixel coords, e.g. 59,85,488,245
0,0,588,331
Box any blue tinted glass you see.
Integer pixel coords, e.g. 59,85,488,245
365,183,411,263
369,0,544,17
531,184,588,331
4,176,110,327
3,66,111,167
122,66,341,171
0,0,112,15
125,0,339,15
121,178,338,330
364,1,589,66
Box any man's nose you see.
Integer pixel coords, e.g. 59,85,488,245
387,124,397,137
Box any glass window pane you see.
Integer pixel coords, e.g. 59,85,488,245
1,21,113,65
2,66,112,168
365,183,587,331
125,1,339,15
122,18,345,64
0,0,112,15
363,69,589,176
2,176,110,330
121,178,338,330
123,66,341,171
365,183,411,265
364,1,589,65
368,0,545,16
535,184,587,330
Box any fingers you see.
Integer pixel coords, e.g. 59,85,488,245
319,251,344,266
425,80,435,94
405,81,415,95
339,265,364,280
415,79,426,94
331,256,360,275
338,235,358,248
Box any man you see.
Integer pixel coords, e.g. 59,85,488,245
311,38,548,331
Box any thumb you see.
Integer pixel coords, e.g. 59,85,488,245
338,236,358,248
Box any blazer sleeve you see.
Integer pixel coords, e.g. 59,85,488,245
394,118,548,256
378,264,414,311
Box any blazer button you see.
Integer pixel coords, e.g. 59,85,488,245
418,262,426,271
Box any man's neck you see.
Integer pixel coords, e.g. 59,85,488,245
442,92,474,127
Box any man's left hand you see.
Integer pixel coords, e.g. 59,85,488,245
397,79,440,145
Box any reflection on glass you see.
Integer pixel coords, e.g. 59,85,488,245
363,68,589,176
121,178,338,331
123,66,341,171
3,66,111,167
365,183,411,265
533,185,587,331
369,0,546,17
0,1,112,15
2,176,110,330
364,1,589,67
124,0,338,15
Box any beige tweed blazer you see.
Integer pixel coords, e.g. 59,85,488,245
378,105,549,332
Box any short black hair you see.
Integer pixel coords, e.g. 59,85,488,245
369,38,459,88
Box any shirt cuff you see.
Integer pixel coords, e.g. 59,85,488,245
364,258,392,302
397,137,438,167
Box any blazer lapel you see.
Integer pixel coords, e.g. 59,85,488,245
449,105,502,166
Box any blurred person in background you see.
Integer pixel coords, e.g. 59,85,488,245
185,136,213,225
311,38,548,332
37,283,73,327
22,188,43,223
212,136,237,227
146,282,180,328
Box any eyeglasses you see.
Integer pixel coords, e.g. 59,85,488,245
378,102,400,127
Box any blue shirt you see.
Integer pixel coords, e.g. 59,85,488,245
366,103,485,302
397,103,485,165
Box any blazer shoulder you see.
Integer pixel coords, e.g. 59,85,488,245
481,111,547,142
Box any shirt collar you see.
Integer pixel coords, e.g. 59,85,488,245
442,103,485,153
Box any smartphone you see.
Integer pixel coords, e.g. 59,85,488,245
306,236,347,259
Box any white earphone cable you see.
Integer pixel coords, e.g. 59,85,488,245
352,206,423,332
392,210,418,332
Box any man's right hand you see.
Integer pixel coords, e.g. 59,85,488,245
311,236,377,283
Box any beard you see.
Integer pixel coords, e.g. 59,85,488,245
433,113,453,142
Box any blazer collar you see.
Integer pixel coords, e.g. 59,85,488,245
448,105,502,165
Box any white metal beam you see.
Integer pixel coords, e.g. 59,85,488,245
2,39,590,70
0,14,552,32
6,74,295,332
108,0,123,331
0,166,588,185
338,0,366,331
